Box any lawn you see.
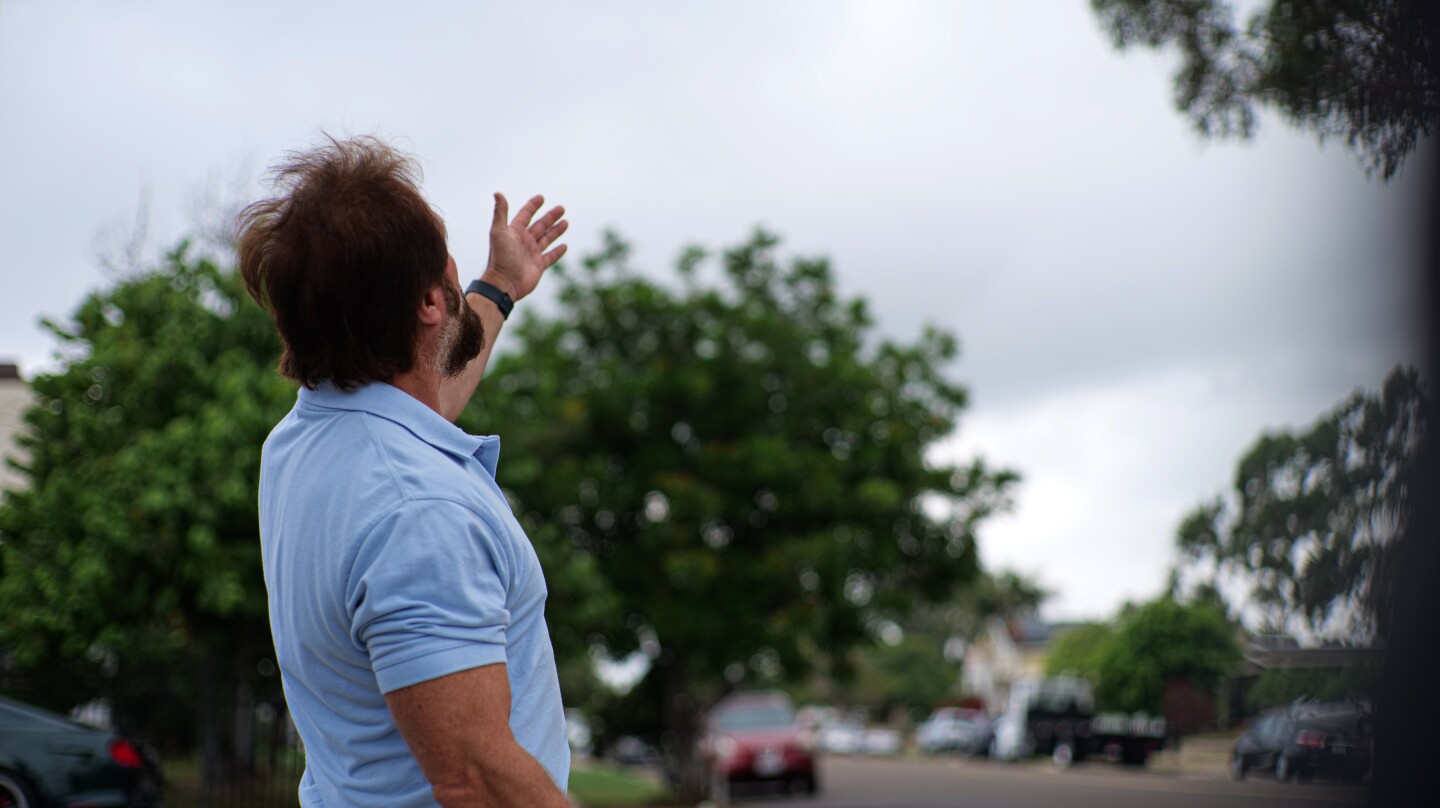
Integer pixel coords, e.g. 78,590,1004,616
569,763,669,807
159,754,667,807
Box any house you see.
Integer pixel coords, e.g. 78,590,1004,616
1223,635,1383,722
960,614,1079,715
0,362,31,492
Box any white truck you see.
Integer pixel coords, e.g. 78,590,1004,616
991,676,1166,767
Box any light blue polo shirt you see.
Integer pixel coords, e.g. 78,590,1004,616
258,382,568,807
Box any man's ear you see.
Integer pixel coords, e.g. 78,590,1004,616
418,284,446,326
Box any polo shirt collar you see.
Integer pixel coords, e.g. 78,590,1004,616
298,382,501,475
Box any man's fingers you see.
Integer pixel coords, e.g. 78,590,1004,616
491,193,509,231
510,195,544,229
541,243,568,269
528,205,566,240
537,219,569,251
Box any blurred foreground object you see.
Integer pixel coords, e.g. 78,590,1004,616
1091,0,1438,179
0,695,163,807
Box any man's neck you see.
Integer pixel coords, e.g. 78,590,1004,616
388,368,445,416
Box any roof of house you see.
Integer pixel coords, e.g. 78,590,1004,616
1238,644,1384,676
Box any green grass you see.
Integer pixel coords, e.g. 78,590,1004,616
160,754,664,808
569,764,668,807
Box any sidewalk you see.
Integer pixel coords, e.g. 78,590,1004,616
1147,731,1240,779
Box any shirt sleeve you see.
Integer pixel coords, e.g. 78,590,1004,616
347,498,512,694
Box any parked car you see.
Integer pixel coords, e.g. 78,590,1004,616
0,695,163,807
701,691,817,796
916,707,993,756
564,708,594,757
860,727,902,756
609,734,660,767
1230,701,1372,783
816,719,865,755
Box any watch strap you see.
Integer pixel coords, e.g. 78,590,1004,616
465,279,514,320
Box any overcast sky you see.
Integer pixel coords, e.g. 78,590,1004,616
0,0,1425,623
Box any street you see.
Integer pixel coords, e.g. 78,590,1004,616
729,755,1369,808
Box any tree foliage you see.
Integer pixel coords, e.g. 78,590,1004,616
1175,366,1427,642
1244,659,1381,711
1091,0,1439,179
458,230,1017,793
1094,598,1238,714
845,633,961,717
1045,621,1117,685
0,245,295,747
1044,599,1238,715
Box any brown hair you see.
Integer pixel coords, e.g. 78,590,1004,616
236,135,448,390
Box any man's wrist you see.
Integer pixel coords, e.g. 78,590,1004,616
466,279,515,320
477,269,519,300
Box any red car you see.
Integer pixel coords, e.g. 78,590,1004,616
702,691,817,796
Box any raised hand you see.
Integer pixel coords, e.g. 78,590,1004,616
482,193,568,301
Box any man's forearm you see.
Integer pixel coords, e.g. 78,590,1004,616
386,665,572,808
429,741,572,808
439,283,511,422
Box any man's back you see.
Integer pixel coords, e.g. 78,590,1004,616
259,382,568,807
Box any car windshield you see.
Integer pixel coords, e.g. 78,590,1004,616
714,705,795,731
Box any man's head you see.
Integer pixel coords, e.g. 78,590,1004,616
237,135,484,390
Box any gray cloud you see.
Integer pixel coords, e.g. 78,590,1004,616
0,0,1422,619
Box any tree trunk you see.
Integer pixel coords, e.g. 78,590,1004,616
658,657,708,804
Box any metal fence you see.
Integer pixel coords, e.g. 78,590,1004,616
1,659,305,808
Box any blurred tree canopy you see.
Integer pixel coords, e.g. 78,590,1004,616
0,244,295,759
831,568,1048,717
458,230,1017,794
1174,366,1427,642
1091,0,1438,179
1095,598,1237,715
1045,621,1117,685
1046,598,1238,715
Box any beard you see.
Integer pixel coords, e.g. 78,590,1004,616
435,282,487,377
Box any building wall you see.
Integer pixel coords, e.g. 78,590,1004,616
0,370,33,492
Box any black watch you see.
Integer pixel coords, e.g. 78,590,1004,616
465,279,514,320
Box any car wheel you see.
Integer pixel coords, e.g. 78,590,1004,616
0,770,35,808
1229,752,1247,781
1275,754,1294,783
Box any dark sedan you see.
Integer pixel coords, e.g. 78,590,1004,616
1230,701,1372,783
0,696,163,807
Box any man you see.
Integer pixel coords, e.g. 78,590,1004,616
237,135,573,807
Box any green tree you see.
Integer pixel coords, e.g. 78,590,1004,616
0,244,295,774
800,567,1045,720
1093,598,1239,714
1244,659,1382,711
1045,621,1117,685
1091,0,1438,179
1175,366,1427,642
458,230,1017,797
845,632,960,718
